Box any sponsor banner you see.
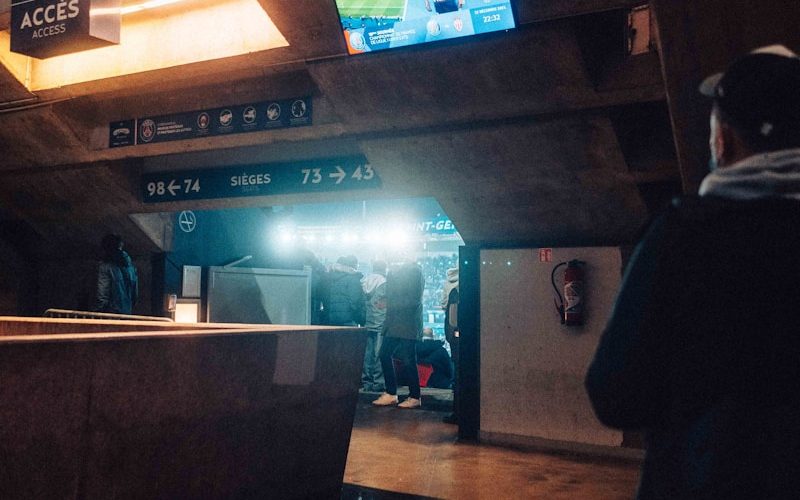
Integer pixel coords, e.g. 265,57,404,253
110,96,312,148
141,156,380,203
413,217,458,235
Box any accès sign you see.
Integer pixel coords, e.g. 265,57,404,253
11,0,121,59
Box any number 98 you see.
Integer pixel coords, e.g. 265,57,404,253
146,182,166,196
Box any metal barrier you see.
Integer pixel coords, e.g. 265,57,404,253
43,309,174,322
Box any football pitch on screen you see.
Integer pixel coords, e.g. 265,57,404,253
336,0,407,18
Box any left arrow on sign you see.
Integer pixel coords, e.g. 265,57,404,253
330,166,346,185
167,180,179,196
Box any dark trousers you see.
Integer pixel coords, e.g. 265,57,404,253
450,337,459,417
379,336,420,399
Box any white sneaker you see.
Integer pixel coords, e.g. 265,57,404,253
397,397,422,409
372,393,399,406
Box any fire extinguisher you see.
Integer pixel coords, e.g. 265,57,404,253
551,260,585,326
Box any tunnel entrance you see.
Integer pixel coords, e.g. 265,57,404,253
132,196,463,409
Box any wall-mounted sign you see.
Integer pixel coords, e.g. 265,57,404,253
178,211,197,233
141,156,381,203
412,216,458,235
11,0,121,59
109,96,312,148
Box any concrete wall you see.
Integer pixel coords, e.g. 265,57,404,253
0,238,35,315
0,321,367,499
479,247,623,451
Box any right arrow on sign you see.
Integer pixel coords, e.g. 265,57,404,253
330,166,346,185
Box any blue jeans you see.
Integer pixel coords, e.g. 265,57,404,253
362,329,385,391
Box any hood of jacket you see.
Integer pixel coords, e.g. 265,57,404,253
699,148,800,200
362,273,386,294
441,266,459,308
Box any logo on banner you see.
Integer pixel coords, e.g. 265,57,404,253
219,109,233,127
178,211,197,233
291,100,307,118
349,31,366,51
453,17,464,32
111,126,130,139
243,106,256,124
139,119,156,143
266,103,281,121
197,112,210,129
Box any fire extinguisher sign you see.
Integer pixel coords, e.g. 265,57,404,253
539,248,553,263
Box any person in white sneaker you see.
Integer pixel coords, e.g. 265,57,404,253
372,254,425,409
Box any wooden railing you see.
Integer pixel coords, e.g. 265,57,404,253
43,308,173,322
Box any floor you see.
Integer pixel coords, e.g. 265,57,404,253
343,402,641,499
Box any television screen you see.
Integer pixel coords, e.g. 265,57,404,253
335,0,516,55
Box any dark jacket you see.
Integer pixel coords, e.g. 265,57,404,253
321,263,365,326
586,196,800,500
95,250,138,314
383,262,424,340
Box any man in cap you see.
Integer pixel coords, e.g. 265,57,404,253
585,46,800,498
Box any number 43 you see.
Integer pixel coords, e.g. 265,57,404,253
351,165,375,181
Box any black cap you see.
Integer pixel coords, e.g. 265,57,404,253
700,45,800,140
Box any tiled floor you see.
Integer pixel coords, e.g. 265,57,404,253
343,403,641,499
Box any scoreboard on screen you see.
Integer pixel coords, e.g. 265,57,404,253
334,0,516,55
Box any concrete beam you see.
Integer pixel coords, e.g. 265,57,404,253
651,0,800,193
518,0,643,23
0,0,8,31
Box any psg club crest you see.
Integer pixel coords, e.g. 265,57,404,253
139,119,156,143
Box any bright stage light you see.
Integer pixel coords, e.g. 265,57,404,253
389,230,410,247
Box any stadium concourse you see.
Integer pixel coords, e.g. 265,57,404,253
0,0,798,499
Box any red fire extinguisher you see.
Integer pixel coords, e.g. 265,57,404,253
551,260,585,326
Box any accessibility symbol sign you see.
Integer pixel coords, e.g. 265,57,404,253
178,211,197,233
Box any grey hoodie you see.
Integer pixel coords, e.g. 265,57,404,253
361,273,387,331
699,148,800,200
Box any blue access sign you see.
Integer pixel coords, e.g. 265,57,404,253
141,157,381,203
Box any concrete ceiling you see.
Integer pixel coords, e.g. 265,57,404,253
0,0,680,258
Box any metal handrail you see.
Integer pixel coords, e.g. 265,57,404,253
43,309,174,322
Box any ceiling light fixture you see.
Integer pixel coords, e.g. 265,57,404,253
121,0,188,15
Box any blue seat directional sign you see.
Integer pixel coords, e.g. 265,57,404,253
141,156,381,203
